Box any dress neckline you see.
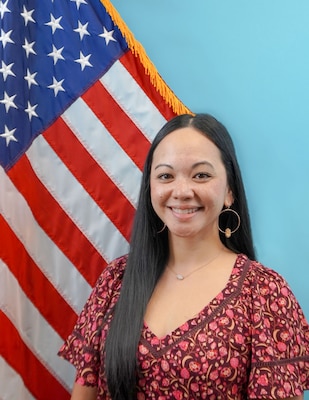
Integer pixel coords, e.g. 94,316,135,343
142,254,250,349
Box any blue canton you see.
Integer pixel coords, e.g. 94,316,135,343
0,0,128,170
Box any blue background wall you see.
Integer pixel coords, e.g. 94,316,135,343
112,0,309,390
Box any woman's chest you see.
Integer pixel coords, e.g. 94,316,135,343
137,300,252,399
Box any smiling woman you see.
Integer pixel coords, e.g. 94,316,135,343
58,114,309,400
150,127,233,241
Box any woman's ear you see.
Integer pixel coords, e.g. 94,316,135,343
224,188,234,208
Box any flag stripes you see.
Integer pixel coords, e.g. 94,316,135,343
63,95,142,208
0,1,190,397
102,58,170,142
119,47,179,122
44,117,135,243
82,79,151,172
0,267,75,398
0,168,91,314
0,356,35,400
0,312,71,400
0,216,77,339
27,135,130,266
6,155,104,287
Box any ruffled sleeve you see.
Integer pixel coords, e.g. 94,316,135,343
58,255,126,386
247,262,309,398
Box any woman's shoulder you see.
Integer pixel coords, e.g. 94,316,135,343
94,253,128,294
238,254,289,287
238,254,302,306
104,253,128,277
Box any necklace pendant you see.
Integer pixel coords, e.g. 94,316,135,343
176,274,184,280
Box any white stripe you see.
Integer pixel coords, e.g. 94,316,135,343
26,136,130,263
62,97,142,208
0,166,91,313
101,60,167,142
0,356,35,400
0,260,75,393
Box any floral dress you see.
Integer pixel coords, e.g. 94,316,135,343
58,254,309,399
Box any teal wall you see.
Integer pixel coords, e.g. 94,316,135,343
112,1,309,394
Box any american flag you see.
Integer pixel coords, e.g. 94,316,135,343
0,0,189,398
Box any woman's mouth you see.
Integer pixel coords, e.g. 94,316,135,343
171,207,200,214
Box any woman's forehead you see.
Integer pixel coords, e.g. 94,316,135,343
153,127,221,161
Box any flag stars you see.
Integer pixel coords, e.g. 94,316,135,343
71,0,87,10
74,21,90,40
48,45,65,65
0,29,14,48
99,27,116,45
75,51,92,71
0,126,18,146
0,0,10,19
25,101,38,121
0,61,16,81
21,6,35,26
48,77,65,96
45,14,64,34
22,38,37,57
0,92,17,112
24,69,38,89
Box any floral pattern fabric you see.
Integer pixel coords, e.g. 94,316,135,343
58,254,309,399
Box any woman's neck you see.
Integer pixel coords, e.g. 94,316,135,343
167,233,227,270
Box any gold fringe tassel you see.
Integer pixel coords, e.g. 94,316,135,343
101,0,192,116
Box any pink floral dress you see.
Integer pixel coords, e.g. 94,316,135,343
58,254,309,399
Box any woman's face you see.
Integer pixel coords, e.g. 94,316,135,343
150,127,233,240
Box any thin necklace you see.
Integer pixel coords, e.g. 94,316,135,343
167,252,222,281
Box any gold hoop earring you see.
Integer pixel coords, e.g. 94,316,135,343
218,208,241,238
157,223,166,234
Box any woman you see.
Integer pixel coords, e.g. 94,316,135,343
59,114,309,399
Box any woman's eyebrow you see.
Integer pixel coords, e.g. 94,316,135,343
192,161,214,169
154,163,173,170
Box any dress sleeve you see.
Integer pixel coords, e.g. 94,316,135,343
58,256,125,387
247,263,309,399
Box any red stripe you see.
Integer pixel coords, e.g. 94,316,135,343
7,155,105,287
82,79,150,171
120,52,177,121
0,215,78,339
0,311,70,400
43,117,135,242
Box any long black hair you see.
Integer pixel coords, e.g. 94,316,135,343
104,113,256,399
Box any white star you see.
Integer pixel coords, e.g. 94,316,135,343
99,27,117,45
48,45,65,65
0,92,17,112
0,125,18,146
21,6,35,26
70,0,87,10
25,101,38,121
0,0,10,19
22,38,36,57
74,21,90,40
0,61,15,81
48,77,65,96
0,29,14,48
45,14,63,34
74,51,92,71
24,69,38,89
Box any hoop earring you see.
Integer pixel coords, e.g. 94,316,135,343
218,208,241,238
157,223,166,234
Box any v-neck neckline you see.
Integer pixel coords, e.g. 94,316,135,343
142,254,250,353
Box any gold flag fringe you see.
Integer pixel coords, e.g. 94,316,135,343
101,0,192,116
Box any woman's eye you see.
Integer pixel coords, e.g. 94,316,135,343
158,173,172,180
194,172,211,179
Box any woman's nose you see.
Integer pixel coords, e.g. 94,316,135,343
172,178,194,199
